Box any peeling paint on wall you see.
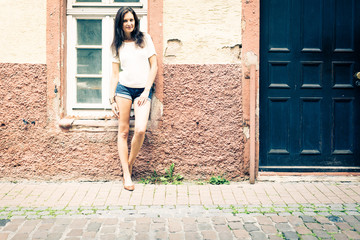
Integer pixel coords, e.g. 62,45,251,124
243,126,250,139
164,0,242,64
220,44,242,63
164,39,183,57
245,51,258,68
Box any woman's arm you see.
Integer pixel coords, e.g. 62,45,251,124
110,62,120,116
137,54,158,106
145,54,158,91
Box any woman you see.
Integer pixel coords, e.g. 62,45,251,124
109,7,158,191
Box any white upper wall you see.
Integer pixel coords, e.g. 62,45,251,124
0,0,46,64
163,0,242,64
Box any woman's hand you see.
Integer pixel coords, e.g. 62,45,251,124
137,90,149,107
111,102,119,117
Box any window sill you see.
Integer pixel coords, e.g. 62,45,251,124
59,118,135,132
72,3,143,8
67,5,147,16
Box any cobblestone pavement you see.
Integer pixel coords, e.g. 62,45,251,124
0,204,359,240
0,178,359,239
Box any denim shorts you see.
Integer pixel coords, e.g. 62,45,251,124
115,83,153,102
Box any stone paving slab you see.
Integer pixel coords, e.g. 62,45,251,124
0,181,359,208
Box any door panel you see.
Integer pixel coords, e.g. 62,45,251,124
334,0,355,51
333,99,354,154
268,98,290,154
260,0,360,169
300,98,322,155
268,0,291,52
301,0,323,51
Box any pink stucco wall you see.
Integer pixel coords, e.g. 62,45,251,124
0,63,246,180
148,64,246,179
0,63,121,180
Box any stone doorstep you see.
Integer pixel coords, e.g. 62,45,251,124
258,173,360,182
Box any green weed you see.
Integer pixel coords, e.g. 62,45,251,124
139,163,184,185
298,204,305,213
209,176,230,185
195,180,205,185
276,232,285,239
216,205,224,210
230,205,239,215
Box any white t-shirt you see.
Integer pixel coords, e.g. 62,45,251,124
112,33,156,88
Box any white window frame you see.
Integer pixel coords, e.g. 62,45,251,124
66,0,148,118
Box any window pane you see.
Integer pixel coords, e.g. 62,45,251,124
77,20,102,45
77,0,101,2
77,78,102,103
114,0,140,2
77,49,102,74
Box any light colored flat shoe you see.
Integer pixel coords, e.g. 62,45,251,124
122,178,135,191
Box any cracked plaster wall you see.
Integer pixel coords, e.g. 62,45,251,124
163,0,242,64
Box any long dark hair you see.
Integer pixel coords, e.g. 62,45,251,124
111,7,144,58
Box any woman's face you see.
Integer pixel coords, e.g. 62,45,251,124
122,12,135,35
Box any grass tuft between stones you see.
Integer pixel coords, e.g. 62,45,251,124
139,163,184,185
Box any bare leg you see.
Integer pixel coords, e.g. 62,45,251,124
128,99,151,172
116,97,134,187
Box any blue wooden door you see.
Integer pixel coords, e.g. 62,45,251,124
260,0,360,170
